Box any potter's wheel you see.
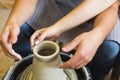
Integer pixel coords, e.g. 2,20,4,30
17,65,78,80
3,52,92,80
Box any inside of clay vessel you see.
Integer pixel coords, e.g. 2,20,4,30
36,42,58,56
38,48,55,56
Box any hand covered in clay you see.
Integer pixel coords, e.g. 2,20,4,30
59,31,104,69
30,27,61,47
0,24,22,60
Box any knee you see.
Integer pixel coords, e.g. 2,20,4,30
100,40,119,61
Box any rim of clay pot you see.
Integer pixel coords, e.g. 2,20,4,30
33,41,60,62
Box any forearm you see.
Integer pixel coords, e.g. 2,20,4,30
6,0,38,27
92,1,119,40
52,0,116,34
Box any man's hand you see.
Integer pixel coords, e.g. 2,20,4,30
0,24,22,60
60,31,103,69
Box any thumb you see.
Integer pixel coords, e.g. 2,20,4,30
37,32,46,42
34,34,46,45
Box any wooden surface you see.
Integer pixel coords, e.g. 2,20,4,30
0,0,14,9
0,4,15,79
0,47,14,80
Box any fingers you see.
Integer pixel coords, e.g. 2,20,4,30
60,44,93,69
59,53,87,69
30,28,57,47
1,43,22,60
30,31,37,47
60,35,89,69
10,49,22,60
30,27,60,48
62,36,81,52
0,26,22,60
30,29,46,47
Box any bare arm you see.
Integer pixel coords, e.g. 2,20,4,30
51,0,117,34
92,1,119,42
6,0,38,27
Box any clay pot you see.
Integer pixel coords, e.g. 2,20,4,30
32,41,66,80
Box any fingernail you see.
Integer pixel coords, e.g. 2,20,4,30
62,47,68,52
35,40,40,45
11,49,15,54
11,50,22,60
17,54,22,60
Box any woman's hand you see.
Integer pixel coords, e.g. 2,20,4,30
60,30,104,69
30,27,61,47
0,24,22,60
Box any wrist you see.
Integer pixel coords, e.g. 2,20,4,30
50,24,64,35
91,28,106,42
6,20,19,28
